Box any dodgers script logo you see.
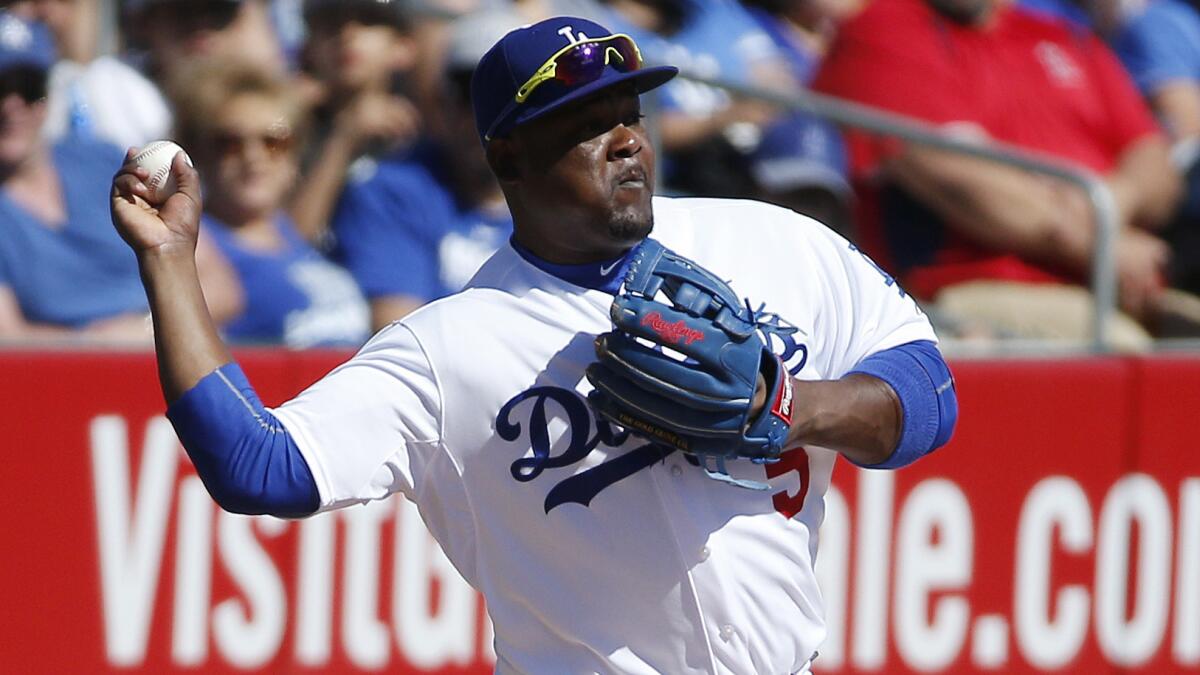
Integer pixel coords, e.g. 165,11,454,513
496,320,810,511
496,387,673,513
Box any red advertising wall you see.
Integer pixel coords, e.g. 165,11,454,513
0,351,1197,674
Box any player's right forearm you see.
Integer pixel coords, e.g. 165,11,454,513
138,249,234,404
140,252,319,519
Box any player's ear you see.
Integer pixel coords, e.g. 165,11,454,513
486,138,520,184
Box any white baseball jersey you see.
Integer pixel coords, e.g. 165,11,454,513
271,196,936,675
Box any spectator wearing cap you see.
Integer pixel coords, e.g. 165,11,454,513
287,0,421,244
0,12,240,341
171,59,369,347
737,0,858,235
749,110,852,235
5,0,171,148
330,9,518,328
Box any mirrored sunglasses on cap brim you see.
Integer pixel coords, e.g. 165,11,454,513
484,33,645,141
515,33,644,104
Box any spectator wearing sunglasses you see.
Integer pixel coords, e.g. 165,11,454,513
287,0,421,244
330,9,518,329
0,12,239,341
2,0,171,148
170,60,369,347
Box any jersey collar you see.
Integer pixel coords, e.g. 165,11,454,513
508,236,639,295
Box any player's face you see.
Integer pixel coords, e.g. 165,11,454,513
506,86,656,262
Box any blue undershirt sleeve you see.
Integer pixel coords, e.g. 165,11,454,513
847,340,957,469
166,363,320,517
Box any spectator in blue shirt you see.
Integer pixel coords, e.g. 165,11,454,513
0,12,239,342
171,59,369,347
1096,0,1200,293
592,0,835,201
290,0,422,244
330,9,517,329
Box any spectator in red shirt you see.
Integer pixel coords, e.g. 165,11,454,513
813,0,1191,346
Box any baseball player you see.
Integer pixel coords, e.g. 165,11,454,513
110,16,957,675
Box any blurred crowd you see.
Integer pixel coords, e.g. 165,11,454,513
0,0,1197,349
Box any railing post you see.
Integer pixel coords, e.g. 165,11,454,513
1086,180,1119,352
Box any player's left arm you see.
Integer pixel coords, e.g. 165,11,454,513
780,342,955,468
783,217,958,469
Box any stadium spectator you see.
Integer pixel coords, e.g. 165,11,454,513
171,60,368,347
400,0,499,130
125,0,285,79
289,0,421,243
741,0,866,82
814,0,1192,346
748,110,853,235
330,9,517,329
0,12,238,342
3,0,170,147
1098,0,1200,294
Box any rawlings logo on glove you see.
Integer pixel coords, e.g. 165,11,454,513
641,311,705,345
584,238,799,490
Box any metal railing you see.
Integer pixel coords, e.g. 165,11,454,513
666,73,1121,353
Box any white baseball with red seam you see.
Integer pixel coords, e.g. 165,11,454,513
132,140,190,205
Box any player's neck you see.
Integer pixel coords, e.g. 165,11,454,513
510,235,635,293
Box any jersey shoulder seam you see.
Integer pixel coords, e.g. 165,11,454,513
392,321,449,445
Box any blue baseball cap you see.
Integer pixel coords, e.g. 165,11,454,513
751,111,851,199
470,16,677,143
0,12,55,73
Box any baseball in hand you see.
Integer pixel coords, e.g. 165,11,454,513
132,140,191,205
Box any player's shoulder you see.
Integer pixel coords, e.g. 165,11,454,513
654,193,796,220
652,195,833,243
387,245,535,325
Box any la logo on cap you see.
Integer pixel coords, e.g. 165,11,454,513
0,14,33,51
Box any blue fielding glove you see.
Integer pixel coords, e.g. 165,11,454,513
585,239,796,489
